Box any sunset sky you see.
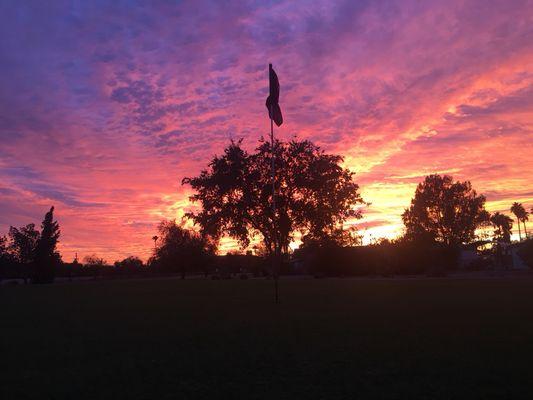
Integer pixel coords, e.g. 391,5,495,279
1,0,532,262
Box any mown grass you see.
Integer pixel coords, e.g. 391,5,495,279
2,277,533,399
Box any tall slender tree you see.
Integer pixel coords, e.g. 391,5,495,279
511,202,524,241
33,206,61,283
522,209,529,239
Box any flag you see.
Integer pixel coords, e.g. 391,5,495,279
266,63,283,126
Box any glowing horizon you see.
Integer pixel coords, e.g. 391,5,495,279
0,1,532,262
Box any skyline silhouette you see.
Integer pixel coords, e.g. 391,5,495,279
0,1,532,261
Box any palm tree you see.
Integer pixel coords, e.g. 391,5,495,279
490,212,513,243
152,235,158,252
530,207,533,238
522,209,529,239
510,202,524,241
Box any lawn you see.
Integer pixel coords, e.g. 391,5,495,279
2,277,533,399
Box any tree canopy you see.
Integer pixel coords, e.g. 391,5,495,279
510,202,528,240
8,223,40,264
183,138,364,255
83,255,107,266
114,256,144,274
0,235,11,264
490,212,513,243
402,174,488,245
151,220,215,277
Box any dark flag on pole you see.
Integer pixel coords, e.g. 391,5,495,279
266,63,283,126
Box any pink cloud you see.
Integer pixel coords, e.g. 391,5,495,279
0,0,531,261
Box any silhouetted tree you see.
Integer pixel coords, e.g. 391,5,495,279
521,208,529,239
8,223,39,283
183,138,363,256
530,207,533,238
490,212,513,243
83,255,107,267
402,175,488,246
298,225,363,276
0,235,8,260
0,236,6,250
302,225,362,248
0,235,12,281
114,256,144,276
83,255,107,280
152,220,215,278
8,223,39,264
33,206,61,283
511,202,525,241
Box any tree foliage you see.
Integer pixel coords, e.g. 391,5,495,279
511,202,525,240
490,212,513,243
83,255,107,267
510,202,529,240
183,138,364,255
152,220,215,277
402,174,488,245
0,235,13,265
33,206,61,283
114,256,144,275
0,235,7,256
8,223,40,264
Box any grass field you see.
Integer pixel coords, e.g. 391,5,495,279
2,277,533,399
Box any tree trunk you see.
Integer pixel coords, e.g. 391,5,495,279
524,220,528,239
516,217,522,241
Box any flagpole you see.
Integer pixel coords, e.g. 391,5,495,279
271,102,279,304
269,64,279,304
